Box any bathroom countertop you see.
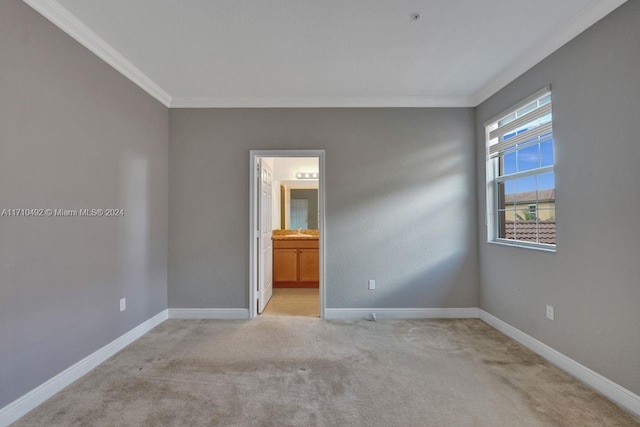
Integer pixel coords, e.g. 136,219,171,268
272,234,319,240
272,230,319,240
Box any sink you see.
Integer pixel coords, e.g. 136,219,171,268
285,234,314,238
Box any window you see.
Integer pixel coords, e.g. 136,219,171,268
485,86,556,250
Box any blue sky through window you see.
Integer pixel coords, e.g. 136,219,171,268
503,138,554,194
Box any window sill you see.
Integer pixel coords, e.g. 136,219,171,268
488,239,556,253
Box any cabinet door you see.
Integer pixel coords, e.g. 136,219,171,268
298,248,319,282
274,249,298,282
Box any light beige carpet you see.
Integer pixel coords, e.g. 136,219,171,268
14,318,639,426
262,288,319,317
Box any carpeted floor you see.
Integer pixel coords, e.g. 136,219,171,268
14,318,639,426
262,288,319,317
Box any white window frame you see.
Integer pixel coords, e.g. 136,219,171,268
485,85,556,252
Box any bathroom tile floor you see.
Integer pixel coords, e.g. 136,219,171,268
261,288,319,317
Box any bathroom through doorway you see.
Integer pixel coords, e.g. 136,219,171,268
249,150,325,319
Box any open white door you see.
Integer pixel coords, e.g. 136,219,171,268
258,159,273,313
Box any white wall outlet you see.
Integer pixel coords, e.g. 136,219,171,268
546,305,554,321
368,279,375,290
120,298,126,312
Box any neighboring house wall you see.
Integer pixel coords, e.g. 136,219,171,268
502,189,555,220
504,201,555,220
475,0,640,396
169,108,479,310
0,0,169,408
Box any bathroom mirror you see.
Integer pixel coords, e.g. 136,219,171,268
279,181,318,230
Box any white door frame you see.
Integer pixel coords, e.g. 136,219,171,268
249,150,326,319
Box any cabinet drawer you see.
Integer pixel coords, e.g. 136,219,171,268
273,239,318,249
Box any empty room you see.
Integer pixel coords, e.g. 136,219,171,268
1,0,639,425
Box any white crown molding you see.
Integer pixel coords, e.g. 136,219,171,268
168,308,250,319
324,307,480,320
21,0,628,109
472,0,628,106
479,310,640,418
169,96,475,109
22,0,172,107
0,309,169,426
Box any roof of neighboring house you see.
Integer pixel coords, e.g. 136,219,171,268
504,189,555,204
504,220,556,245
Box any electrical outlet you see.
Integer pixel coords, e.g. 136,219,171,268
546,305,554,321
120,298,126,312
368,279,375,290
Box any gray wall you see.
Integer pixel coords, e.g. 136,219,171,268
289,189,318,230
476,1,640,395
0,0,168,408
169,108,478,309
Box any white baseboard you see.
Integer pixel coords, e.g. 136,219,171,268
324,307,480,320
479,309,640,418
168,308,249,319
0,309,169,427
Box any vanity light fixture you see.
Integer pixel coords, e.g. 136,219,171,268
295,172,319,180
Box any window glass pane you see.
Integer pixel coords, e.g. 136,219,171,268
540,139,554,167
513,176,537,238
498,179,517,210
517,102,536,117
517,144,540,172
509,114,551,140
514,216,538,243
499,210,516,241
536,172,555,245
515,175,536,196
503,209,517,221
538,113,552,125
502,151,516,175
497,185,506,210
498,112,516,127
538,208,556,245
503,131,517,141
537,171,555,192
539,94,551,106
537,208,555,221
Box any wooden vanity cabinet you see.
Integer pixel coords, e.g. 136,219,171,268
298,248,319,282
273,248,297,282
273,239,319,287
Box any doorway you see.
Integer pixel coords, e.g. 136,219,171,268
249,150,325,319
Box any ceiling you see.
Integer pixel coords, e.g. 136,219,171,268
26,0,626,107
